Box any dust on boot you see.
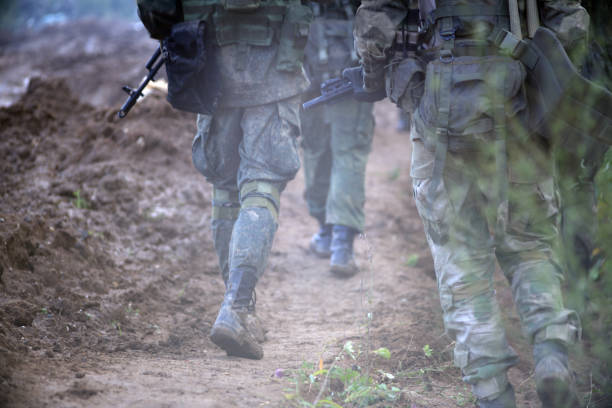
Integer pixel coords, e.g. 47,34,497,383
476,385,516,408
533,341,581,408
330,224,359,277
310,222,332,258
210,267,264,360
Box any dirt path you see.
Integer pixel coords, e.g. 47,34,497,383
0,20,589,408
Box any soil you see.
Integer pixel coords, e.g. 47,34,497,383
0,19,595,408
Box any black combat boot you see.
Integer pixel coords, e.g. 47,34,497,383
330,225,359,277
476,385,516,408
309,223,332,258
533,341,581,408
210,267,264,359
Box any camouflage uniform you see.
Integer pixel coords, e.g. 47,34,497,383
355,0,585,404
301,0,375,234
189,0,312,358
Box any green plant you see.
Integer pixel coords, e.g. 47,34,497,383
111,320,122,336
387,168,400,182
403,254,420,267
422,344,433,358
72,190,89,209
285,341,402,408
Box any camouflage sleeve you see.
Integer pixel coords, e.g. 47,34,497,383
354,0,409,89
539,0,590,61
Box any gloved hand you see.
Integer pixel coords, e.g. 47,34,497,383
342,67,386,103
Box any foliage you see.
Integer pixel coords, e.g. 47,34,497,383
285,342,402,408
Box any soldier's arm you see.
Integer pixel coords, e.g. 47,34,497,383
539,0,589,63
354,0,409,91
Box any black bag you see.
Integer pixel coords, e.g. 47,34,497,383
163,20,221,115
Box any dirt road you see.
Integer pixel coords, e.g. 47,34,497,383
0,20,586,407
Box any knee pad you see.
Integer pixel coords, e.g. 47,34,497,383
240,181,280,223
212,188,240,221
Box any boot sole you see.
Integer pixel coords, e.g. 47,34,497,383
210,323,263,360
309,241,331,259
330,263,359,278
537,376,580,408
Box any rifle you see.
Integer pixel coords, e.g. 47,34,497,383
302,76,354,110
118,46,166,119
302,67,386,110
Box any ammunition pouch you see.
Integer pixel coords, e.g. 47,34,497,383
386,56,426,114
211,1,311,72
224,0,261,12
163,20,220,114
137,0,183,40
213,7,280,47
276,2,312,72
491,27,612,155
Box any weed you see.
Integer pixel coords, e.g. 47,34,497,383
403,254,420,267
72,190,89,209
111,320,122,336
285,341,402,407
387,167,400,182
422,344,433,358
125,302,140,317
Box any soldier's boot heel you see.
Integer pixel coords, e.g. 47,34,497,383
310,223,332,258
476,384,516,408
210,304,263,360
330,225,359,277
534,341,581,408
535,357,580,407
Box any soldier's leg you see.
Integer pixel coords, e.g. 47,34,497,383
210,96,301,359
301,104,333,257
496,177,580,408
327,99,374,276
411,140,518,404
211,188,240,285
192,112,242,284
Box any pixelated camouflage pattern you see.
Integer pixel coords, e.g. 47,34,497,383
192,97,301,191
214,43,310,108
354,0,589,80
411,134,580,394
301,98,374,231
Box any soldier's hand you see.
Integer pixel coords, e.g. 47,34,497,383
342,67,386,103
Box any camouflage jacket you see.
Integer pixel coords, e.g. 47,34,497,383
354,0,590,80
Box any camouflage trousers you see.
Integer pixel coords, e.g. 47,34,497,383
301,98,374,231
410,136,581,399
192,96,302,283
554,145,606,284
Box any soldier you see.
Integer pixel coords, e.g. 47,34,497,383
354,0,587,406
301,0,375,277
185,0,312,359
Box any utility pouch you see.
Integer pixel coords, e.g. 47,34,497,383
276,2,313,73
137,0,183,40
386,56,425,113
224,0,260,12
213,10,276,46
163,20,220,114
